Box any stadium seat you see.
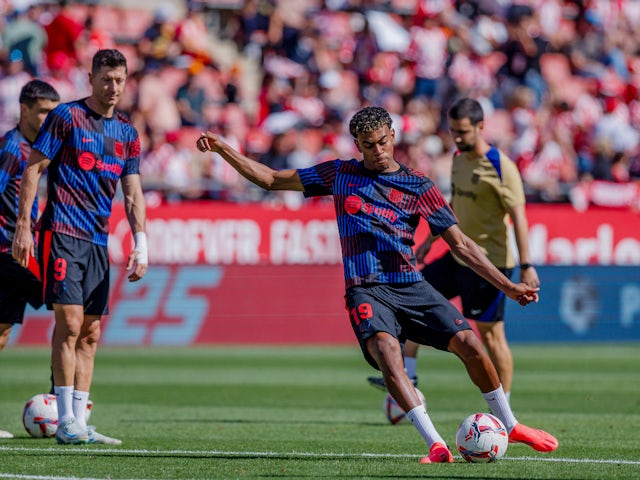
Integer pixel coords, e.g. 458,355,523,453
483,109,513,148
176,127,202,149
158,65,188,97
92,5,153,44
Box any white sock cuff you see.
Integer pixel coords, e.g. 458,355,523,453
482,384,517,431
481,385,503,400
406,405,446,447
54,385,75,424
72,390,90,429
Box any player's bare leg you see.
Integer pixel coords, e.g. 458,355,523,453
52,304,89,444
367,333,420,412
74,314,121,445
448,330,557,453
367,339,420,390
367,333,453,463
476,321,513,397
51,305,85,395
72,315,100,433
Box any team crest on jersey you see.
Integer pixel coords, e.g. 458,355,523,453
115,141,124,158
387,188,402,204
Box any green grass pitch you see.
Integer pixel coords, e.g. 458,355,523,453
1,344,639,479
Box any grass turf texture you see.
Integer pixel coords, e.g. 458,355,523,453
0,344,639,479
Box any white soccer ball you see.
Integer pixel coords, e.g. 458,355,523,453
456,412,509,463
22,394,58,438
383,388,427,425
22,394,93,438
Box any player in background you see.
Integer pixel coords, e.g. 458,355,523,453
196,106,558,463
12,49,148,445
368,97,539,405
0,80,60,439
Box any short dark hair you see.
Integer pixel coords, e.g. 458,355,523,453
91,49,127,75
448,98,484,125
349,106,392,138
19,79,60,107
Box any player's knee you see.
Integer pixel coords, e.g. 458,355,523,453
449,330,485,361
366,333,401,362
55,323,82,339
82,320,101,346
481,329,507,352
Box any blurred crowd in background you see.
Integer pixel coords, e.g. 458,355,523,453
1,0,640,209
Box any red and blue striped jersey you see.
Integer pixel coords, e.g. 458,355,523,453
32,100,141,246
299,159,458,289
0,127,38,253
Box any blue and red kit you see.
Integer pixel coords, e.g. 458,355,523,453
0,127,38,253
298,159,458,289
32,99,141,246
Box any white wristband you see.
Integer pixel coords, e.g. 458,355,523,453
134,232,148,265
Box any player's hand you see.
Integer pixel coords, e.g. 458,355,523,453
196,131,221,153
510,283,539,306
520,265,540,288
126,249,147,282
11,224,34,268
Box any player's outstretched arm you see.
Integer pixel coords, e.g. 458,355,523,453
196,131,304,192
12,150,49,268
441,225,539,306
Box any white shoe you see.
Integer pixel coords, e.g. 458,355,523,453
87,425,122,445
0,429,13,439
56,418,89,445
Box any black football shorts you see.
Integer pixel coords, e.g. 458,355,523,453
422,251,513,323
345,281,471,370
0,253,43,324
39,231,110,315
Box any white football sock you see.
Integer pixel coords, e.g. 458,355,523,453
404,357,417,379
72,390,90,430
482,385,517,431
406,405,446,447
505,391,511,405
54,385,74,424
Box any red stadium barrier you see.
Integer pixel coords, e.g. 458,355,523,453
107,202,640,267
12,202,640,346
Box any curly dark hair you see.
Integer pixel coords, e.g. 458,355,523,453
349,106,392,138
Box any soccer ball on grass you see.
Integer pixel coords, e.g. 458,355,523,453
22,393,58,438
22,393,93,438
455,412,508,463
383,388,427,425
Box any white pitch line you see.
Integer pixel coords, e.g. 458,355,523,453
0,446,639,466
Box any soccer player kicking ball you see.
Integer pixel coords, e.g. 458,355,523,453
13,49,148,445
196,106,558,463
